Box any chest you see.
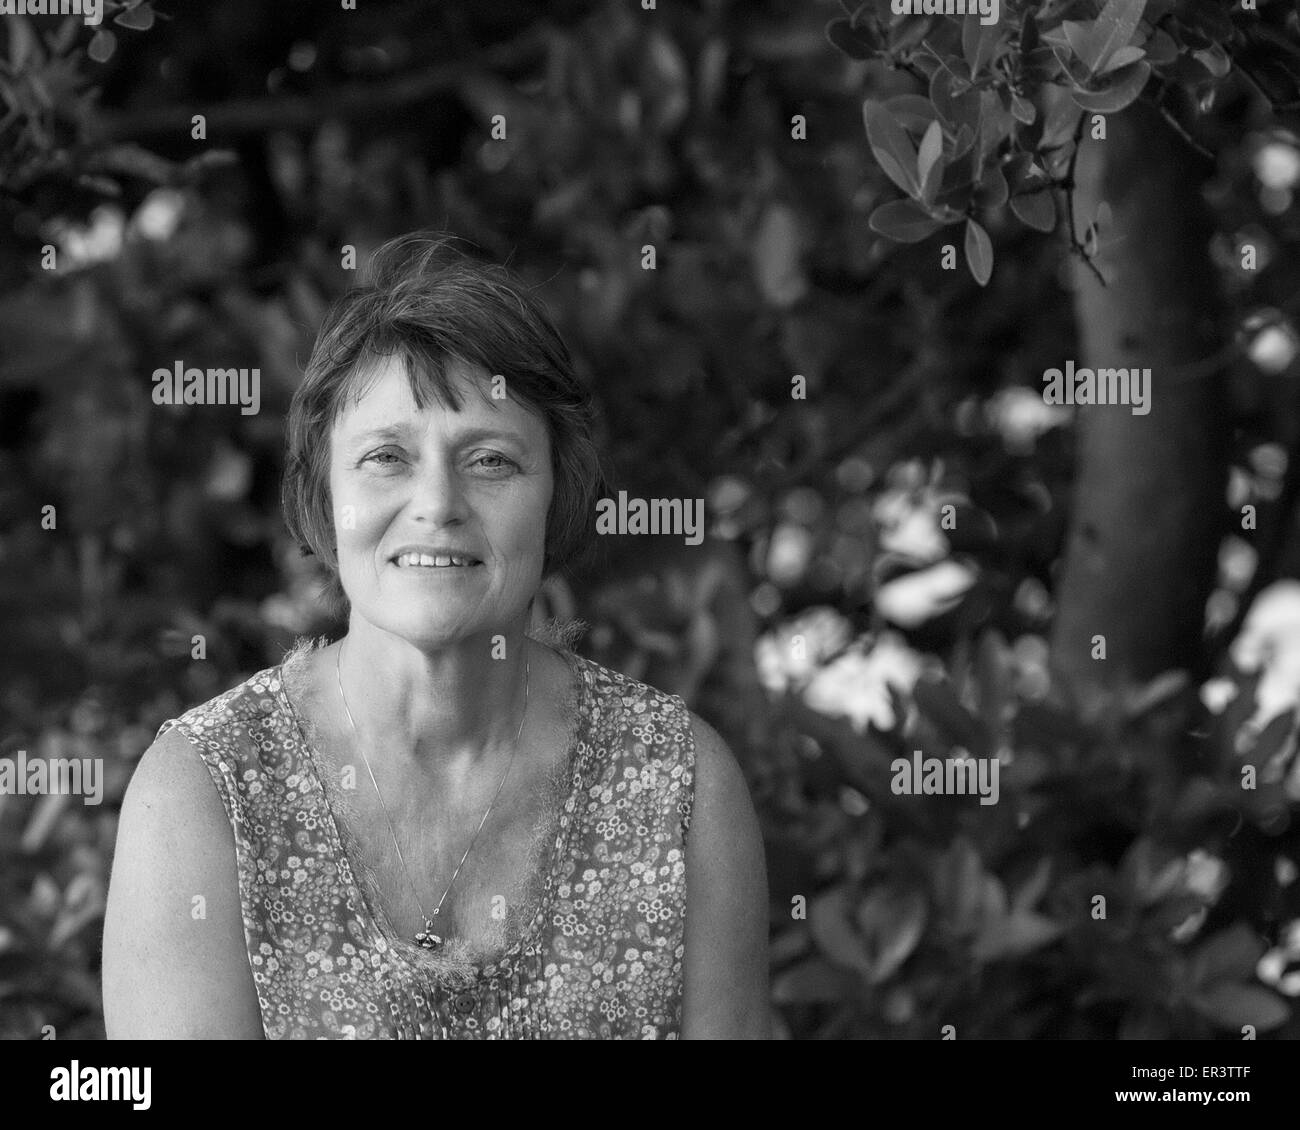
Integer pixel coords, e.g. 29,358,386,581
339,749,571,959
292,666,582,969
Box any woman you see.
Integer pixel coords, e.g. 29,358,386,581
102,234,769,1039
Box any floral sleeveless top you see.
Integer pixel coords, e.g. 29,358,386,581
155,647,697,1039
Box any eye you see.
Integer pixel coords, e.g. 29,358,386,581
472,452,518,474
360,448,404,467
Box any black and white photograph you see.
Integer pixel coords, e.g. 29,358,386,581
2,0,1300,1098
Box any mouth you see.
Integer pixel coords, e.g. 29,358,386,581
391,549,484,570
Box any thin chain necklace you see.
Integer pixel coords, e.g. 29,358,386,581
334,640,530,952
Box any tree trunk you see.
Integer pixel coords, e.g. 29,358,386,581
1049,97,1229,702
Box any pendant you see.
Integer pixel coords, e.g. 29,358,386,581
415,915,442,951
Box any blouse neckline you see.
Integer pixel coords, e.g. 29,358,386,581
272,642,593,983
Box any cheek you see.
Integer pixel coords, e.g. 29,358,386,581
329,475,387,559
514,481,553,562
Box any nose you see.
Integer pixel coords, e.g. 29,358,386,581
407,454,470,527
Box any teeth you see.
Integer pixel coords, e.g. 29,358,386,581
396,552,476,568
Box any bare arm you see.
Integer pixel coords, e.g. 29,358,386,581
102,726,264,1038
680,711,770,1039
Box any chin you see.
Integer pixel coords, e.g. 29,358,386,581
391,612,479,642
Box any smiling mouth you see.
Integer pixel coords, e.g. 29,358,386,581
393,552,483,569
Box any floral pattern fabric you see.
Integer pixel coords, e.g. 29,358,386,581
156,649,696,1039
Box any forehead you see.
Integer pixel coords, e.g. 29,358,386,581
332,353,545,439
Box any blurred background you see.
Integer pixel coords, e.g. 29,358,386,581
3,0,1300,1040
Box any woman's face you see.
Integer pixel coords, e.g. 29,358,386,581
328,354,554,648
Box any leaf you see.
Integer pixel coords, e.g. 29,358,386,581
962,17,1003,77
1041,92,1083,151
1010,189,1055,232
752,204,808,308
27,74,52,110
916,119,943,190
1061,20,1094,65
1009,92,1036,125
809,889,871,973
929,65,981,136
863,100,920,197
1083,220,1100,257
1144,28,1178,65
1021,43,1059,85
973,909,1064,961
1148,892,1208,936
87,29,117,64
8,15,42,69
642,30,690,134
976,89,1013,163
1122,837,1186,905
76,173,120,196
920,153,946,206
884,94,938,133
855,888,927,984
1244,710,1295,769
827,13,863,52
973,628,1012,727
889,13,935,55
1194,924,1265,984
933,836,985,936
1191,983,1289,1032
1071,60,1151,114
1193,44,1231,79
913,675,989,756
964,218,993,286
826,17,881,60
1100,44,1146,75
1123,669,1190,719
978,872,1008,923
869,199,945,243
21,790,68,853
49,874,105,951
1233,27,1300,108
949,123,977,163
1012,858,1053,914
48,14,81,55
1020,8,1040,55
87,143,177,183
179,149,239,179
920,154,951,206
1078,0,1149,75
114,4,156,31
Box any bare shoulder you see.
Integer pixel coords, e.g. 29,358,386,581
102,725,263,1038
124,724,228,816
685,711,759,838
681,709,771,1038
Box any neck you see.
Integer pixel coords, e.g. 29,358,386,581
335,618,533,775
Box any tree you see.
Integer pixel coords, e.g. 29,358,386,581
829,0,1300,699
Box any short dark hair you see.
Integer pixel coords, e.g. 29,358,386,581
282,233,604,619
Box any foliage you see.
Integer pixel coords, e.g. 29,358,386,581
761,616,1300,1038
827,0,1300,283
0,4,175,196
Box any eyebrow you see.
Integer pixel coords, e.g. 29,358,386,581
347,425,409,449
344,423,532,451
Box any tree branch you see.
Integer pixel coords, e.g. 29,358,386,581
1061,108,1107,288
1145,78,1216,164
